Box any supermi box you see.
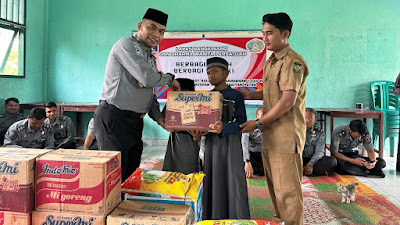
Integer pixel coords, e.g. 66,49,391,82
35,149,121,215
0,148,52,213
165,91,223,131
32,210,106,225
107,200,193,225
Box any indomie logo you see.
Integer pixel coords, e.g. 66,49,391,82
0,161,19,174
173,93,212,103
39,164,76,176
41,215,95,225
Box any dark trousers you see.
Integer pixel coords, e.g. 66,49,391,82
89,139,98,150
334,152,386,176
94,101,144,183
56,141,77,149
250,151,264,176
303,156,337,176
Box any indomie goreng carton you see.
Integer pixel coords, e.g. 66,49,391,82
35,149,121,215
0,148,52,213
165,91,223,131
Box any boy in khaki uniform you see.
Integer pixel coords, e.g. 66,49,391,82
240,12,308,225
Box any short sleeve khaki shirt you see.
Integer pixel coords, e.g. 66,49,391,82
262,45,309,153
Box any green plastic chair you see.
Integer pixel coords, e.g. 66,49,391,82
370,81,400,157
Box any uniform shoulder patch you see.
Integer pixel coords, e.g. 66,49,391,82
17,125,26,131
132,42,144,57
293,62,302,73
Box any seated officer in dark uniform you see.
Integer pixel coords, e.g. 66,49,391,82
44,102,76,149
3,107,54,149
0,97,24,145
331,119,386,178
242,107,265,177
303,108,337,176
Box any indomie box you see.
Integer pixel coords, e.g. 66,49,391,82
107,200,193,225
35,149,121,215
0,148,52,213
32,210,106,225
165,91,223,131
0,211,31,225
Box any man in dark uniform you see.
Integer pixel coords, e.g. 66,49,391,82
331,119,386,178
242,107,265,177
95,8,180,183
303,108,337,176
3,107,54,149
0,97,24,145
44,102,76,149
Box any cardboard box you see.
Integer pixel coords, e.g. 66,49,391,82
125,182,203,222
165,91,222,131
107,200,193,225
32,210,106,225
35,149,121,215
0,211,31,225
0,148,52,213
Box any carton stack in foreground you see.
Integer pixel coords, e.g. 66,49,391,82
0,148,52,225
32,149,121,225
119,168,204,224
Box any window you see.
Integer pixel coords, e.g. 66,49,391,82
0,0,26,77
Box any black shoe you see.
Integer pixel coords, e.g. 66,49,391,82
367,170,385,178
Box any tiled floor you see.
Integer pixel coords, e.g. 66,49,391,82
141,139,400,208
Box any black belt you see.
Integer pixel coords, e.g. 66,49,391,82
99,100,146,118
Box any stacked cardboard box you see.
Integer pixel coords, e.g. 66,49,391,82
107,200,193,225
0,148,52,225
121,168,204,223
32,149,122,225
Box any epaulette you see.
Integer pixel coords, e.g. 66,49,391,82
313,126,323,132
59,115,67,120
17,113,23,116
17,124,26,131
43,124,51,129
0,114,5,118
338,131,345,137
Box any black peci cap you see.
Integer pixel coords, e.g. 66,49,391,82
206,57,229,70
143,8,168,27
176,78,195,91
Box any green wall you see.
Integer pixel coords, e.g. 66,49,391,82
2,0,400,140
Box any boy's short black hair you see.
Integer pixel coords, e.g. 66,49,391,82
44,102,57,108
29,108,46,120
262,12,293,34
349,120,368,136
5,97,19,105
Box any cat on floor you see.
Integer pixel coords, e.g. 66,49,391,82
338,182,358,203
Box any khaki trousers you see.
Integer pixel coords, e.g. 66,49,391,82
262,147,303,225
